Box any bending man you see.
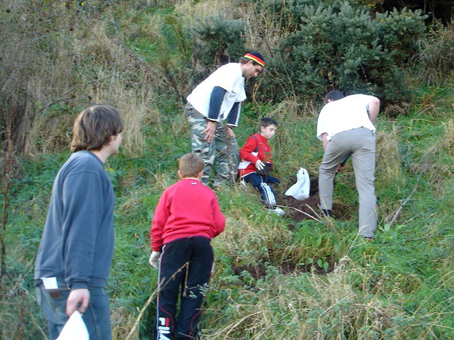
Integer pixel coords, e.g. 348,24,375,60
317,90,380,240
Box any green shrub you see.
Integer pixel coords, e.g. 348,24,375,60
192,14,246,69
259,0,427,104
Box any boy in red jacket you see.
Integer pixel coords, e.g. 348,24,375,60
149,153,226,340
238,117,284,215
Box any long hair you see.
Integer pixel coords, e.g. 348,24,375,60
71,105,123,152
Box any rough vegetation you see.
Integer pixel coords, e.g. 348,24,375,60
1,0,454,339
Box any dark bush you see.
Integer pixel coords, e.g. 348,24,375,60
258,0,427,105
192,14,246,70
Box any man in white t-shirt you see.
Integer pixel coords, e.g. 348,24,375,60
185,52,265,186
316,90,380,240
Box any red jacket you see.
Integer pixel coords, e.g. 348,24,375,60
150,178,225,251
238,133,274,177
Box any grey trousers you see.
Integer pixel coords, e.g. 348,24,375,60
319,128,377,238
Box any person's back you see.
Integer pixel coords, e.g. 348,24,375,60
149,153,225,340
317,90,380,240
151,177,225,247
317,94,377,142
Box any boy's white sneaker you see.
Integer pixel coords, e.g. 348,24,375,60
268,207,285,216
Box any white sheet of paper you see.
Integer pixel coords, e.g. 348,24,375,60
42,277,58,290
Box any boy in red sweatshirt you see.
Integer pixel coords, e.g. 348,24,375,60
238,117,284,215
149,153,226,340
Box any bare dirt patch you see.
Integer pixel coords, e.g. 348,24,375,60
280,177,355,222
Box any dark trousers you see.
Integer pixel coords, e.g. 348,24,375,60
156,237,213,340
243,173,280,207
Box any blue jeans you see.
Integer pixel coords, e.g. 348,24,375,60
36,284,112,340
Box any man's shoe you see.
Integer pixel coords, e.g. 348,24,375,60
322,209,333,217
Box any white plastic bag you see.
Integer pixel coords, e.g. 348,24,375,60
285,168,310,200
57,311,89,340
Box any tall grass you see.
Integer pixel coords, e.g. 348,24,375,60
0,1,162,156
414,22,454,85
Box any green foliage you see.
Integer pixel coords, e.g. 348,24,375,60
192,14,246,68
260,0,427,103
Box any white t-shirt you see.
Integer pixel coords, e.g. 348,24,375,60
316,94,376,141
187,63,246,121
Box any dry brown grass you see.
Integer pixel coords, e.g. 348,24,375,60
1,2,161,157
111,305,139,340
375,128,405,186
440,119,454,154
203,258,407,339
415,118,454,187
415,22,454,85
175,0,238,25
269,98,320,122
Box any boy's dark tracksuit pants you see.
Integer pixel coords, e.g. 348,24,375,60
156,237,213,340
243,173,280,207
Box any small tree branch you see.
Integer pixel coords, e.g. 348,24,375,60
388,171,422,229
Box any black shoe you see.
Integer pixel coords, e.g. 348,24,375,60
322,209,333,217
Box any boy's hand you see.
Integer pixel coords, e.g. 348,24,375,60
255,160,265,171
149,251,161,269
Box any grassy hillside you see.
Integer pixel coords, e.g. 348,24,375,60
1,1,454,339
5,83,454,339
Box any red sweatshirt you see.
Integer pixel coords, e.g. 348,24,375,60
238,133,274,177
150,178,225,251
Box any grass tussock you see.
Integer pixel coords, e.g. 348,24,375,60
203,256,446,339
376,128,405,186
414,22,454,85
175,0,239,26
